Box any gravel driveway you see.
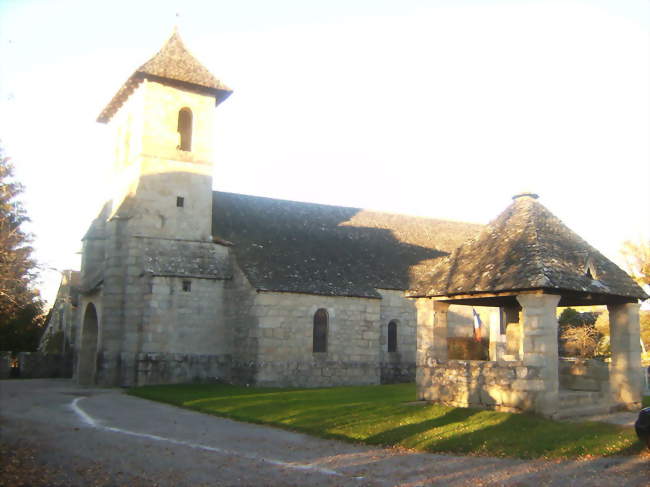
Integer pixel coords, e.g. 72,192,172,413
0,379,648,486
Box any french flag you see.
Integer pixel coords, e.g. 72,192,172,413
472,308,482,342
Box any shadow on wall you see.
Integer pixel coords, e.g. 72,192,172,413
82,169,482,300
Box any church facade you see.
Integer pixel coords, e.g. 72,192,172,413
75,31,491,387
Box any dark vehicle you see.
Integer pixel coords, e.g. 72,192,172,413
635,407,650,450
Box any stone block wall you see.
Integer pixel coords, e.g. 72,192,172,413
245,291,383,387
130,352,231,386
224,261,260,384
559,357,610,393
377,289,417,383
417,359,544,413
376,293,496,383
8,352,73,379
380,361,416,383
141,276,227,355
109,80,216,242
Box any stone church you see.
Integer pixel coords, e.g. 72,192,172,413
71,30,647,417
73,29,489,387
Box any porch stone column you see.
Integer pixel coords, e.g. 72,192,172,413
416,299,449,401
516,294,561,417
416,299,434,368
608,303,643,408
489,308,505,361
416,299,434,400
432,301,449,361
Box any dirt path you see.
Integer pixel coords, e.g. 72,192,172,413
0,379,648,486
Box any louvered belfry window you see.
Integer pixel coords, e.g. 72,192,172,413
313,308,328,353
177,107,193,151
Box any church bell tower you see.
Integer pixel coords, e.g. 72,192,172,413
96,29,232,241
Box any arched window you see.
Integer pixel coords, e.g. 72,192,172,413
387,320,398,353
313,308,328,353
177,107,193,151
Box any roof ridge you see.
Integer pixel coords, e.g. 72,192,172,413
212,190,483,227
528,200,553,288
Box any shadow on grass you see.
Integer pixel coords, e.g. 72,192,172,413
129,384,646,459
421,413,644,458
364,407,481,446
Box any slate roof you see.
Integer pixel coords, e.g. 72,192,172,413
212,191,482,298
408,194,648,301
97,29,232,123
141,238,231,279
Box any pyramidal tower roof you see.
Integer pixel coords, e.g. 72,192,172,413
97,29,232,123
408,193,648,304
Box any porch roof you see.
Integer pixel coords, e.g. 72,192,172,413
407,193,648,306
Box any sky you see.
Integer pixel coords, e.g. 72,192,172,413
0,0,648,305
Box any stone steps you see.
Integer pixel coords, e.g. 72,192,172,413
559,390,602,408
554,390,610,420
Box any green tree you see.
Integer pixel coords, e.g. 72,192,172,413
0,144,44,350
558,308,596,327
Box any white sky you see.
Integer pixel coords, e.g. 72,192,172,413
0,0,648,305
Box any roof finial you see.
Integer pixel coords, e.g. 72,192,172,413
174,12,181,34
512,192,539,201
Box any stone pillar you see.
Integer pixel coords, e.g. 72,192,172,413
432,301,449,361
416,299,434,366
608,302,643,409
415,298,434,400
416,299,449,400
502,305,522,360
516,294,561,417
488,308,505,361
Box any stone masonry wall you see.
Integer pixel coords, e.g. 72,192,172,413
141,275,227,355
418,359,545,413
249,292,382,387
377,289,417,383
129,352,231,386
224,260,260,385
376,293,495,383
20,352,73,378
559,357,610,393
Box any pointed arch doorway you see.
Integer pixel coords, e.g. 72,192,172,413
78,303,99,385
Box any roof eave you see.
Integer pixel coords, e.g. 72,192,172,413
407,285,646,305
97,72,232,124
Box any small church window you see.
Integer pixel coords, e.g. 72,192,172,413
313,308,328,353
182,280,192,292
387,320,398,353
177,107,193,151
176,196,185,208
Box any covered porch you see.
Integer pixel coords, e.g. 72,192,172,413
409,193,647,418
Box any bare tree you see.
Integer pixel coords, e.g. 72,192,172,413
560,325,600,358
621,239,650,287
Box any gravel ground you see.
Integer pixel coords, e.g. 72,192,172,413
0,379,648,487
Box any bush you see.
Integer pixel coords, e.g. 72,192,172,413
558,308,597,327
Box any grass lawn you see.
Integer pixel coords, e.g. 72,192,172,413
128,383,649,459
